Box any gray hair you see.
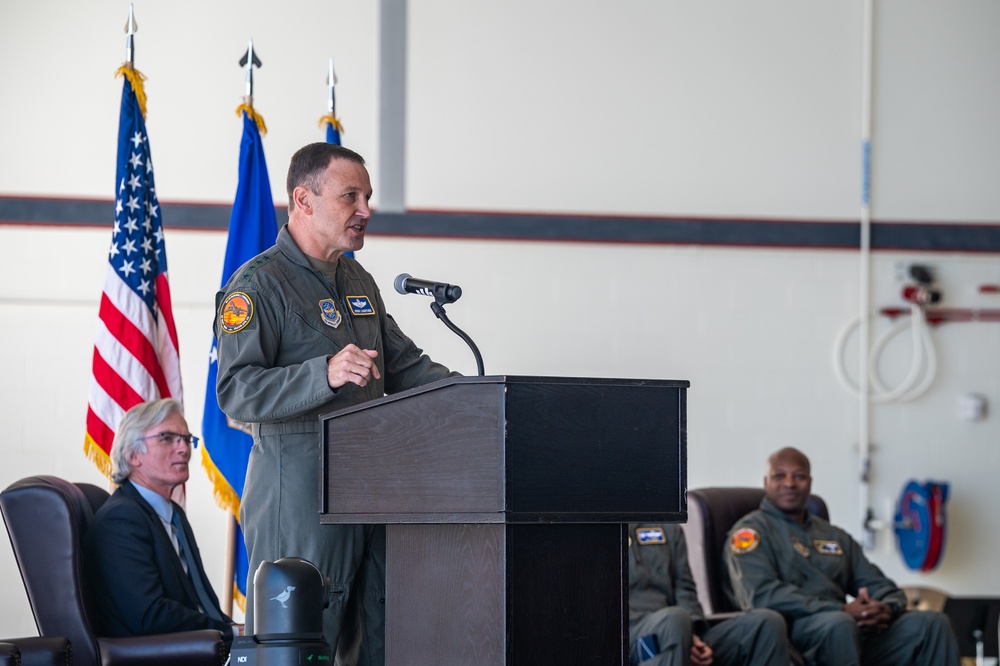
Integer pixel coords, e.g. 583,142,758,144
110,398,183,484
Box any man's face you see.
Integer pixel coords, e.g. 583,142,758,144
128,411,192,500
306,158,373,257
764,451,812,517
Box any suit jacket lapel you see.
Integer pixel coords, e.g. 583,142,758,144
119,480,203,605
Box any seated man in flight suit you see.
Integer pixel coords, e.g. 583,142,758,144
725,447,959,666
629,522,789,666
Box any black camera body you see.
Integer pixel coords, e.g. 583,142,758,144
228,557,333,666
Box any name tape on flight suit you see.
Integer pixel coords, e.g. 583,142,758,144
347,296,375,315
635,527,666,545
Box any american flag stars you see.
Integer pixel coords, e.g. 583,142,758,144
109,126,166,313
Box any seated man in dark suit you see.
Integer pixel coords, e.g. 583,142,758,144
84,399,240,639
629,522,789,665
724,447,959,666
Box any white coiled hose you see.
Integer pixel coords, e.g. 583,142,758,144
833,303,938,403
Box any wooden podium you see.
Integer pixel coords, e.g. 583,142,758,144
320,375,688,665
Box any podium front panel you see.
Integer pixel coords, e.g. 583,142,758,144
320,376,687,524
321,381,507,523
503,379,685,521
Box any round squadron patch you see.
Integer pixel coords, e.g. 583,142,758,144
730,528,760,554
220,292,253,333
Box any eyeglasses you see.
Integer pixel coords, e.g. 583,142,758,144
142,432,200,449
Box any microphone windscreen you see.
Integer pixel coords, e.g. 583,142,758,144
393,273,411,295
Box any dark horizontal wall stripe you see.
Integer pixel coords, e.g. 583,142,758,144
0,197,113,226
0,196,289,230
373,211,863,249
2,195,999,252
871,223,1000,252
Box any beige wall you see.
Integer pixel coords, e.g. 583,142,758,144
1,0,999,638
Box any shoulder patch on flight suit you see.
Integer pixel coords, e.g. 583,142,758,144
813,539,843,555
347,295,375,316
793,538,811,558
319,299,342,328
220,292,254,333
635,527,666,545
730,528,760,554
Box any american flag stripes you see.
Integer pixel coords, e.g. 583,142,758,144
84,66,182,476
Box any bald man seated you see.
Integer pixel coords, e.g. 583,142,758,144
629,523,789,666
724,447,959,666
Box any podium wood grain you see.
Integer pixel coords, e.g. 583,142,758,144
320,376,688,665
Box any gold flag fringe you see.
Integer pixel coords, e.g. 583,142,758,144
115,65,148,119
83,435,115,481
200,447,242,520
236,104,267,136
232,586,246,613
317,114,345,134
200,448,246,613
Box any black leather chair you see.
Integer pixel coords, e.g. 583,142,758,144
0,475,226,666
683,486,829,616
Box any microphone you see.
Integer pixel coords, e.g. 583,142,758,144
393,273,463,304
394,272,483,375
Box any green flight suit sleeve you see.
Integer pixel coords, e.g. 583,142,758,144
378,307,459,395
841,532,907,611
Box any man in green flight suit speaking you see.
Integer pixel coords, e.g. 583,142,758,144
215,142,458,665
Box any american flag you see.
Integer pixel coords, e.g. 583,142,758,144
84,66,182,477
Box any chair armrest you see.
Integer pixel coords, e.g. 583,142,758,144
0,642,17,666
0,636,72,666
98,629,227,666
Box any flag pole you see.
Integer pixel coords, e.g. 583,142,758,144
328,56,336,119
200,37,275,618
124,3,136,67
223,516,236,615
99,4,134,499
319,57,344,145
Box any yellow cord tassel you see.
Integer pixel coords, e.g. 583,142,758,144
115,65,148,119
318,114,345,134
236,103,268,136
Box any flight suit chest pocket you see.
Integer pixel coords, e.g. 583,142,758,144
288,301,353,353
287,298,380,352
